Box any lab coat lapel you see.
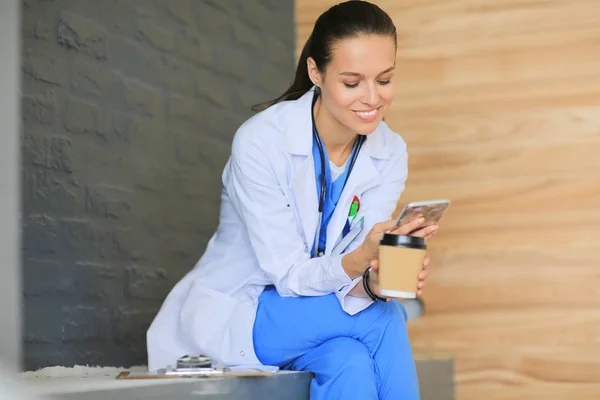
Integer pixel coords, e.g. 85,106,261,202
325,128,387,255
293,156,319,251
286,89,319,251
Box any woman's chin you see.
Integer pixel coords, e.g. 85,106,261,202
353,120,383,136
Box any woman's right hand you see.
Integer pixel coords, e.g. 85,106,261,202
343,216,437,279
357,217,427,263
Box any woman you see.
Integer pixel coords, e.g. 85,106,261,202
147,1,438,399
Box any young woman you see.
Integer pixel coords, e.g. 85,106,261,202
147,1,438,399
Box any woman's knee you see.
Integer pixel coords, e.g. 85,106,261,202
315,338,375,381
339,339,375,371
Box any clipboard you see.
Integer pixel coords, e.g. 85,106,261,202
331,216,364,256
116,366,277,380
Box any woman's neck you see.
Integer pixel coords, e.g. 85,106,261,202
313,96,358,167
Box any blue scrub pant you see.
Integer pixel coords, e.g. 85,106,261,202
252,286,420,400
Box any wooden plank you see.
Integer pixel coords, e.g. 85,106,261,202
403,140,600,183
417,224,599,252
395,44,600,92
419,247,600,312
396,24,600,61
408,308,600,348
398,175,600,212
396,175,600,231
412,346,600,384
438,208,600,232
381,0,600,49
389,74,600,112
298,1,600,59
394,201,600,234
426,347,600,400
395,107,600,150
459,382,600,400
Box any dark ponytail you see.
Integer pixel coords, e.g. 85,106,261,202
252,0,397,112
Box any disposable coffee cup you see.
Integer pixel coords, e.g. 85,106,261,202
378,234,427,299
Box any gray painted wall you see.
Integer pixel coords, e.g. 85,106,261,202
21,0,294,370
1,0,22,373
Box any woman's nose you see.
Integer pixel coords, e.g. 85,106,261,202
361,83,380,106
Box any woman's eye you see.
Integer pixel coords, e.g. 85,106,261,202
344,80,391,88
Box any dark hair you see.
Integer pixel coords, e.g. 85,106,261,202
252,0,397,112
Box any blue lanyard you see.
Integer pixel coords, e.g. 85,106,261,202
310,91,364,257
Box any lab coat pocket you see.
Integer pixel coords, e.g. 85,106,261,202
179,282,256,365
286,188,309,251
331,216,364,256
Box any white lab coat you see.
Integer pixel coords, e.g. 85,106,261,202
146,88,408,371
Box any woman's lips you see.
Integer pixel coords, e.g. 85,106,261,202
353,107,380,121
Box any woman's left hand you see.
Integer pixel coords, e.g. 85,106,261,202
416,256,429,297
368,255,430,298
390,220,435,297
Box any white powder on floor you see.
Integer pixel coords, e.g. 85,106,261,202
21,365,148,379
18,364,193,396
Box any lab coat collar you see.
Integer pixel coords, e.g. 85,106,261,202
285,87,390,160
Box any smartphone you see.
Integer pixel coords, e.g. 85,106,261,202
393,199,451,232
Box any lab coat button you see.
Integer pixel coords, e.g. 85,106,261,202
240,351,245,356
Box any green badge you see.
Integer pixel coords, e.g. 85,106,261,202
349,195,360,222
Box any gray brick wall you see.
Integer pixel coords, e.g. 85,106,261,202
21,0,294,370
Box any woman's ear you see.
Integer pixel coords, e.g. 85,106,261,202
306,57,321,87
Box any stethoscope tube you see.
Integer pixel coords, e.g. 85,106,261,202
311,92,365,257
313,131,364,213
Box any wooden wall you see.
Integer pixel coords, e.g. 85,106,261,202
296,1,600,399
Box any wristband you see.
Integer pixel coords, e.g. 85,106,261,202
362,267,387,302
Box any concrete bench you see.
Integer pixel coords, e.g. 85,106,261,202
24,358,453,399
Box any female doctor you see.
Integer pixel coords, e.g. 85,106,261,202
147,1,438,399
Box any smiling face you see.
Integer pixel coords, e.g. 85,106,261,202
308,34,397,137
